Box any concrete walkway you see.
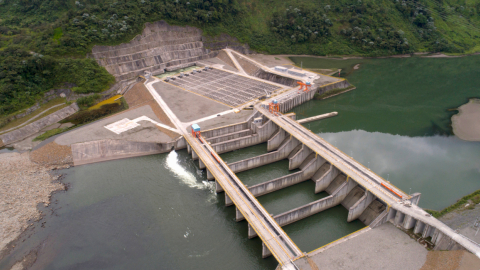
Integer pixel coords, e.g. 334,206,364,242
0,104,65,135
295,223,428,270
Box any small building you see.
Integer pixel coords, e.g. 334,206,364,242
288,69,306,77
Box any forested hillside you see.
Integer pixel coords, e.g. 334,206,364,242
1,0,480,115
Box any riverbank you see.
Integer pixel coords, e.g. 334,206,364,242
452,98,480,142
258,52,480,61
0,152,68,260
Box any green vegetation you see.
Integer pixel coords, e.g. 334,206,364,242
314,85,356,100
1,0,480,117
61,97,128,125
33,127,68,141
34,96,129,140
425,189,480,218
0,98,67,133
0,51,115,115
76,94,101,108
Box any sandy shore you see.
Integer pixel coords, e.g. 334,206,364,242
452,98,480,142
0,152,67,258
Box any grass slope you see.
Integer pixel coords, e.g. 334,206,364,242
1,0,480,116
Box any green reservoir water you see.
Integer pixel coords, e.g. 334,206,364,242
1,55,479,269
290,55,480,210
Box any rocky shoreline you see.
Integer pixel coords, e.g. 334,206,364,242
0,148,72,266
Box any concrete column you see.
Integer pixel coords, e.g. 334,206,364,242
414,220,425,235
386,208,397,222
175,136,187,150
402,215,417,230
422,225,435,238
248,224,256,239
431,229,441,244
235,207,245,222
225,193,233,206
394,211,405,225
262,242,272,258
314,165,340,193
187,144,191,154
409,192,421,206
199,159,205,169
191,149,198,160
206,169,214,180
215,180,223,193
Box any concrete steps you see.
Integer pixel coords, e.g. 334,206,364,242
325,174,347,194
341,186,366,209
358,200,386,226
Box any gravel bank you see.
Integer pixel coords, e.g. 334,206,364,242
0,152,65,254
452,98,480,141
30,142,73,166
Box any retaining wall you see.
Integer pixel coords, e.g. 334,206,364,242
0,104,79,145
71,137,185,166
91,21,218,81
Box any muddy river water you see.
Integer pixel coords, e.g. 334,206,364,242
1,55,480,269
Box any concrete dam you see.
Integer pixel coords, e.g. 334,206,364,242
83,27,480,268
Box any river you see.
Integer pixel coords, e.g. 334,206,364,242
290,55,480,210
1,55,479,269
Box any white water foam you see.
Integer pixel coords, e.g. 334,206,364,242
166,151,218,203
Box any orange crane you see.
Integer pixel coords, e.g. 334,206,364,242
269,100,280,115
297,81,312,92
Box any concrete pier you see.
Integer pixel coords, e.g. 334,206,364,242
247,154,325,198
297,112,338,124
288,144,313,170
227,137,300,173
313,164,340,193
346,190,376,222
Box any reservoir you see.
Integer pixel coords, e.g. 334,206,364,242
290,55,480,210
2,55,480,269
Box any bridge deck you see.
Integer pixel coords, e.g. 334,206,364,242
256,105,409,207
184,134,302,268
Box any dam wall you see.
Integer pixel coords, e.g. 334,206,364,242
71,137,186,166
278,80,350,113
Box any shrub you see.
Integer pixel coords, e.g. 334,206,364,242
76,94,101,107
